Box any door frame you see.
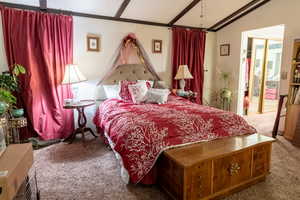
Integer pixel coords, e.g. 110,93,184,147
248,37,282,114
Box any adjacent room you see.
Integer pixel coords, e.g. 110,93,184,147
0,0,299,200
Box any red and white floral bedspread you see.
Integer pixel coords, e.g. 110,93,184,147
93,95,256,184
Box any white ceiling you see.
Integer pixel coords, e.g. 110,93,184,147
1,0,262,28
176,0,253,28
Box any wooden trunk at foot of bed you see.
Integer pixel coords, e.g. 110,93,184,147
157,134,275,200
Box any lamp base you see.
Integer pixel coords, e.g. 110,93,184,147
178,79,186,91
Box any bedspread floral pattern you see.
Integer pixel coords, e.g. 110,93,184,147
93,95,256,184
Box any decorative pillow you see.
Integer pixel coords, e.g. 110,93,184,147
128,82,149,104
144,88,170,104
137,80,154,88
119,80,136,102
103,85,120,99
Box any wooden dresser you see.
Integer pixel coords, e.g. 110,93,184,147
157,134,275,200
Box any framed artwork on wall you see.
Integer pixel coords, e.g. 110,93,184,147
152,40,162,53
220,44,230,56
87,35,100,52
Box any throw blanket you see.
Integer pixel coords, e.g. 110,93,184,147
93,95,256,184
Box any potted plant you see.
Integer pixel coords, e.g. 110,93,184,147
0,64,26,118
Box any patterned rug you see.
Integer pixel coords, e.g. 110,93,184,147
33,113,300,200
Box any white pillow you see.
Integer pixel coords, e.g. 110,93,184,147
128,82,149,104
103,85,120,99
137,80,154,88
144,88,170,104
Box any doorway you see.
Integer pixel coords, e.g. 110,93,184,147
239,25,285,116
248,38,283,114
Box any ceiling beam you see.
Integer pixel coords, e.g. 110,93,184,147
0,1,207,31
115,0,130,18
209,0,271,32
39,0,47,10
168,0,201,26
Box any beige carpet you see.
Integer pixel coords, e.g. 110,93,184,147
34,113,300,200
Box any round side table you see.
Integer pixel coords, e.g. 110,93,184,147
63,100,98,143
9,117,27,144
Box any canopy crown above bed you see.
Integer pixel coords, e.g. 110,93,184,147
98,33,161,85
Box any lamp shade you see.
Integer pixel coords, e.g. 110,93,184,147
174,65,193,80
62,64,87,84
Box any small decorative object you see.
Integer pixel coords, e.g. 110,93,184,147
220,44,230,56
11,108,24,118
87,35,100,52
174,65,193,92
62,64,87,104
152,39,162,53
0,102,8,116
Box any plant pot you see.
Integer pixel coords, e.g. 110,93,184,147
11,108,24,118
0,102,8,116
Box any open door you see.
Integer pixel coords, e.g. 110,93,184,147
248,38,283,114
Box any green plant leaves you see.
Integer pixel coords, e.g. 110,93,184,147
0,88,16,105
12,64,26,76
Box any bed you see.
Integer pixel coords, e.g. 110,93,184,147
93,64,257,184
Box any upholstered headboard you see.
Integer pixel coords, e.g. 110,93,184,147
102,64,159,85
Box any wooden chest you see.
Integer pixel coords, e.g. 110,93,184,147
157,134,275,200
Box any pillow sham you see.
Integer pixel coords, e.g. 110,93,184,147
137,80,154,88
119,80,136,102
103,85,120,99
144,88,170,104
128,81,149,104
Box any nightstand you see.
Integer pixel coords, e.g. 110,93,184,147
63,100,98,143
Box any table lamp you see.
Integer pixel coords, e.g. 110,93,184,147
174,65,193,91
62,64,87,104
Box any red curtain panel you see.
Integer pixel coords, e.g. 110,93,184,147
172,27,206,104
1,7,74,140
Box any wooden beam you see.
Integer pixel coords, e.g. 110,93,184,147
39,0,47,10
208,0,261,31
168,0,201,26
0,1,208,31
115,0,130,18
210,0,271,32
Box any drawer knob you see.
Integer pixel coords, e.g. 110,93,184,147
229,162,241,176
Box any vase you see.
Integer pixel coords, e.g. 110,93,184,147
0,102,8,116
11,108,24,118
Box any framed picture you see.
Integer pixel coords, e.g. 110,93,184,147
87,35,100,52
220,44,230,56
152,40,162,53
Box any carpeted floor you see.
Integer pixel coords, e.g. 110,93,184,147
33,112,300,200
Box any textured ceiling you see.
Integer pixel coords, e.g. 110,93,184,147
1,0,264,29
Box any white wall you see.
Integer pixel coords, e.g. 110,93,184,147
73,16,216,97
215,0,300,113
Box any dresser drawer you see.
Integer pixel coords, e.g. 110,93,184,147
213,149,252,193
252,144,271,177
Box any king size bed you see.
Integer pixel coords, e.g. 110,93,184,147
93,64,274,199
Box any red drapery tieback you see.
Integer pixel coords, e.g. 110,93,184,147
171,27,206,104
1,6,74,140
